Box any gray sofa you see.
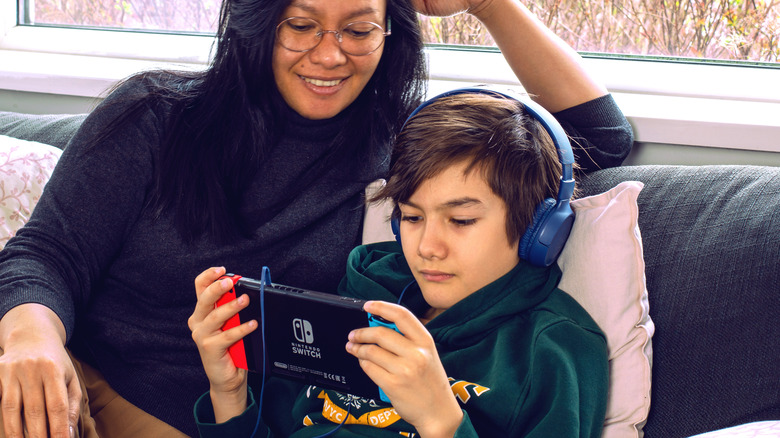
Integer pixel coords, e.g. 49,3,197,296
1,110,779,437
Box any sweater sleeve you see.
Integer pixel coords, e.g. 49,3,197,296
195,387,269,438
451,410,479,438
553,94,634,174
0,78,160,339
194,377,304,437
518,321,609,438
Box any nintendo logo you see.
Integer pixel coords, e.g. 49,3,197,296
293,318,314,344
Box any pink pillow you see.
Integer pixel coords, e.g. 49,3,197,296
557,181,654,438
362,179,394,244
0,135,62,248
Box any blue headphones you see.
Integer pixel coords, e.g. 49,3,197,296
390,86,576,267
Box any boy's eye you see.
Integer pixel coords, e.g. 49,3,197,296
400,214,421,224
452,218,477,226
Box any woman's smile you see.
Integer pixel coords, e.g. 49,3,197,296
300,75,346,88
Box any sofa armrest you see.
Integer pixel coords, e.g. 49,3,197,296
0,111,87,150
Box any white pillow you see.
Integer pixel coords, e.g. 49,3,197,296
688,421,780,438
557,180,654,438
0,135,62,249
364,179,654,437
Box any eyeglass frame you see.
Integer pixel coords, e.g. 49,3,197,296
275,16,392,56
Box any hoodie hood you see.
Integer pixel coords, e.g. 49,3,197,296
337,241,563,348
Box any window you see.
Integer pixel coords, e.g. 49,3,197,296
3,0,780,159
19,0,221,34
422,1,779,64
18,0,780,63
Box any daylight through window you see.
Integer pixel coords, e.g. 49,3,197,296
18,0,780,63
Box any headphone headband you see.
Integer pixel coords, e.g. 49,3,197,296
403,87,575,202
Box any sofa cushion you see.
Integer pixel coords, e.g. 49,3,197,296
0,135,62,248
691,421,780,438
579,165,780,438
558,180,653,438
0,111,87,151
688,421,780,438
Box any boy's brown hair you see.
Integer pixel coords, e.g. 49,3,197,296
372,92,571,244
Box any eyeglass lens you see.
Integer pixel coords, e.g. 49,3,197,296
276,17,388,56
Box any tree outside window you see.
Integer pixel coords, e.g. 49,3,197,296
20,0,780,63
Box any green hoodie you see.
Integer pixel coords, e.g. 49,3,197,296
195,242,608,437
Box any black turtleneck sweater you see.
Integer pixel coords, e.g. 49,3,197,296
0,76,385,436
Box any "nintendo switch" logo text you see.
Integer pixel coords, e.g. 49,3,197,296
293,318,314,344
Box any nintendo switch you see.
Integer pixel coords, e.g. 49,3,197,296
215,273,397,401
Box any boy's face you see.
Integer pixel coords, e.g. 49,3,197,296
398,160,520,321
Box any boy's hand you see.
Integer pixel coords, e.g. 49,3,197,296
189,267,257,423
346,301,463,437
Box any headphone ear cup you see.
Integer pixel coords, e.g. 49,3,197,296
391,217,402,246
519,198,574,267
519,198,556,263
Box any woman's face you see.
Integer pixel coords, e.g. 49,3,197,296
272,0,387,120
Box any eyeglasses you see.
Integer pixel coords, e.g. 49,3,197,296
275,16,391,56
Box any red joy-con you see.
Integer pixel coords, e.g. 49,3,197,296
214,274,248,370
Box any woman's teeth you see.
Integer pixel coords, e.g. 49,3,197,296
304,77,341,87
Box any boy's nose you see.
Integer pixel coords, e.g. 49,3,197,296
417,224,447,260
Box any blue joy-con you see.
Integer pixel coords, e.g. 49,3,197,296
368,313,400,332
367,313,401,403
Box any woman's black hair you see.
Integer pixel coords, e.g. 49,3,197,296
102,0,426,242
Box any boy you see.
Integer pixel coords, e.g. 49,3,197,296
189,89,609,437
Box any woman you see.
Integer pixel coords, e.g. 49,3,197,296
0,0,632,436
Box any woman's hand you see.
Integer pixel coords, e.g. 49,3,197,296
414,0,608,112
0,303,81,438
189,267,257,423
346,301,462,438
412,0,466,17
412,0,491,17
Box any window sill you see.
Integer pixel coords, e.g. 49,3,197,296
425,49,780,154
1,26,779,154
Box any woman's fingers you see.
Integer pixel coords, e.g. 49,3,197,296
40,369,74,438
0,347,79,438
66,376,82,438
1,379,25,438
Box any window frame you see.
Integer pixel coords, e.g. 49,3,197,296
1,11,779,155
